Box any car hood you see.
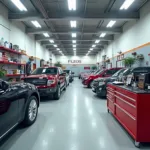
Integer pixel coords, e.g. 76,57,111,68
94,76,117,82
25,74,56,79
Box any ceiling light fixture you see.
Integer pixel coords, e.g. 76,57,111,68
59,51,62,53
92,45,96,48
31,21,41,28
70,21,77,28
73,45,76,48
100,33,106,37
43,33,49,37
90,48,93,51
72,33,77,38
53,45,57,47
57,48,60,50
73,48,76,51
72,40,76,43
120,0,135,10
95,40,100,43
107,20,116,28
11,0,27,11
49,40,54,43
68,0,76,11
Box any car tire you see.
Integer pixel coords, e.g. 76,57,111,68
23,96,38,126
88,81,93,88
64,81,67,91
54,85,61,100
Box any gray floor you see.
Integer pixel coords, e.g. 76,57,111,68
0,79,149,150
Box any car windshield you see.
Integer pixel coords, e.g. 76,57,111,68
32,68,58,75
64,70,70,74
93,70,99,74
95,70,104,75
112,69,125,77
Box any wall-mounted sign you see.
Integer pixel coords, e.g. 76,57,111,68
68,60,82,64
84,67,90,70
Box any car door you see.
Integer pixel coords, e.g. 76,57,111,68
0,81,19,139
58,68,65,88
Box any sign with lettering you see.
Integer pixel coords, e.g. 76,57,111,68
68,60,82,64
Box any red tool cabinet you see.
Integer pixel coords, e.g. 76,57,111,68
107,83,150,147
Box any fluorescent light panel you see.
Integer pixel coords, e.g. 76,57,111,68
73,45,76,48
100,33,106,37
120,0,135,10
95,40,100,43
90,48,93,51
54,45,57,47
70,21,76,28
73,48,76,51
72,40,76,43
49,40,54,43
72,33,77,38
31,21,41,28
92,45,96,48
11,0,27,11
107,20,116,28
57,48,60,50
68,0,76,10
43,33,49,37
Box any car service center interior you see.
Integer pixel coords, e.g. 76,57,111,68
1,0,150,149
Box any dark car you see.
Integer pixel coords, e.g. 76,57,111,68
82,68,122,88
63,70,74,82
92,69,125,97
23,67,66,100
0,79,40,140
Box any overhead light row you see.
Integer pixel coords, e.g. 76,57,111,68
11,0,27,11
68,0,76,11
120,0,135,10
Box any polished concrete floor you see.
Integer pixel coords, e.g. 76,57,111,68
0,79,148,150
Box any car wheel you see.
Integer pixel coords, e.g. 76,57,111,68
54,85,61,100
23,96,38,126
64,81,67,91
88,81,93,88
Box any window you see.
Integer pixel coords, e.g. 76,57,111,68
105,70,116,75
58,68,63,74
32,68,58,75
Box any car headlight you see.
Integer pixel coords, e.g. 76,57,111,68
47,80,55,86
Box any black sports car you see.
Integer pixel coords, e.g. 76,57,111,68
91,69,125,97
0,79,40,140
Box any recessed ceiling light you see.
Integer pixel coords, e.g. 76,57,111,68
59,51,62,53
90,48,93,51
31,21,41,28
49,40,54,43
68,0,76,11
54,45,57,47
43,33,50,37
73,48,76,51
57,48,60,50
120,0,135,10
92,45,96,48
95,40,100,43
107,20,116,28
11,0,27,11
72,40,76,43
73,45,76,48
70,21,76,28
100,33,106,37
72,33,77,38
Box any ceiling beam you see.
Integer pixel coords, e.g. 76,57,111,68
35,35,114,41
9,12,139,21
42,41,108,46
26,27,122,34
46,47,103,50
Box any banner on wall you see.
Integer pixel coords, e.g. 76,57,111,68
68,60,82,64
84,67,90,70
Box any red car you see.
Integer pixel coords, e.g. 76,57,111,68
82,68,122,88
23,67,66,100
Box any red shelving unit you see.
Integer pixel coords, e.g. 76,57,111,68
0,61,25,65
6,74,25,77
0,46,26,55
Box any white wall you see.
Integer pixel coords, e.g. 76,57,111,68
97,1,150,63
56,56,97,64
0,3,53,62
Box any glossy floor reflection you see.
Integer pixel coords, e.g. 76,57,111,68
0,79,146,150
